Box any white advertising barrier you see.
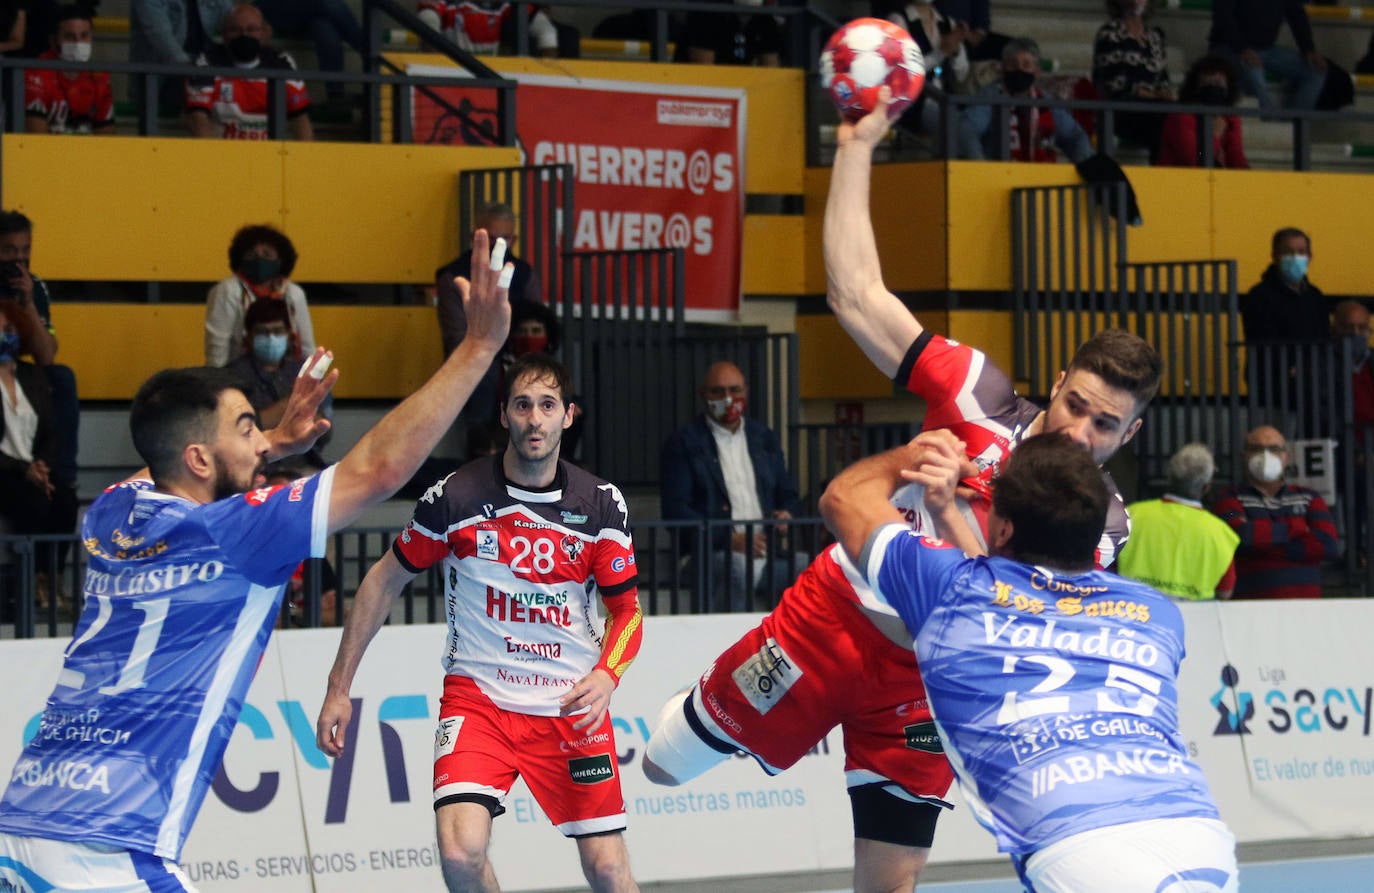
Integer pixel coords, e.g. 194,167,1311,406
1178,600,1374,840
4,603,1374,890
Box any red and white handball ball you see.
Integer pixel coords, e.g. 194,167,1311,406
820,17,926,122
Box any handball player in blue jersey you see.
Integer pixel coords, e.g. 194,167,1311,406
0,232,513,892
821,431,1238,893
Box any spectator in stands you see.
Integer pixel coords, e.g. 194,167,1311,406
1118,443,1239,600
1240,227,1330,410
0,0,26,54
1158,54,1248,169
129,0,234,113
437,203,542,457
24,4,115,134
18,0,57,58
1332,299,1373,562
673,0,782,66
499,6,578,58
957,37,1093,163
661,360,807,610
0,302,78,610
226,297,332,440
0,212,79,497
254,0,362,112
1091,0,1172,160
934,0,1007,61
417,0,509,54
205,223,316,367
185,3,313,140
1210,424,1339,598
1208,0,1324,111
875,0,972,139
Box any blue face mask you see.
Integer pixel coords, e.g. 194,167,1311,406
1278,254,1309,285
0,331,18,362
252,332,289,364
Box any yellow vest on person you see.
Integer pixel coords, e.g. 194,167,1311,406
1117,497,1240,600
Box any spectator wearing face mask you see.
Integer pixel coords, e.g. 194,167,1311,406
1209,424,1338,599
24,4,114,134
1158,55,1247,169
185,2,312,140
1239,227,1330,411
660,360,807,610
225,298,330,431
957,37,1093,163
205,224,315,367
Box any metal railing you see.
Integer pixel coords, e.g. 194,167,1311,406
0,516,831,639
935,91,1374,171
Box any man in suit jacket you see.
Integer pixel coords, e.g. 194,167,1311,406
661,361,805,610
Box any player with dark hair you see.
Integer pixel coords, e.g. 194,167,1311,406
819,432,1237,893
644,90,1164,893
317,351,644,893
0,231,512,892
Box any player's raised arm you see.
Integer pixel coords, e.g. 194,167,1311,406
326,230,511,531
824,86,925,379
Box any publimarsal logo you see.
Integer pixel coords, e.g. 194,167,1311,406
656,99,733,128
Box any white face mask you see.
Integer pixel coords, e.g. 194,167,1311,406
59,40,93,63
1247,451,1284,483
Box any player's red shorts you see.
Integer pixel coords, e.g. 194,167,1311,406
434,675,628,836
695,568,954,803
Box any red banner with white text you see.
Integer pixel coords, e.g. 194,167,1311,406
409,68,745,318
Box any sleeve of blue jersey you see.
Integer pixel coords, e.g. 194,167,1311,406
201,465,336,586
867,526,965,636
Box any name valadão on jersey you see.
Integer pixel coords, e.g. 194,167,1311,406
982,613,1161,668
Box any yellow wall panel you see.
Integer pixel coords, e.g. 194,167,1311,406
386,54,805,195
742,216,806,295
279,142,518,283
1210,168,1374,296
796,314,893,399
1117,166,1216,265
4,135,285,282
49,303,442,400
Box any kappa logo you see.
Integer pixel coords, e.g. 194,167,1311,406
418,477,447,505
903,721,944,754
568,753,615,785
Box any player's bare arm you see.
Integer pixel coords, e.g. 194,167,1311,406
326,229,512,531
316,549,418,757
821,429,965,566
560,669,617,731
824,85,924,379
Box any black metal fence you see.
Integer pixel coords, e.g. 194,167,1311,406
0,516,830,639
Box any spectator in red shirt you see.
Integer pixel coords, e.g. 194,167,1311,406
1158,55,1248,169
24,4,114,135
185,3,313,140
1209,424,1339,598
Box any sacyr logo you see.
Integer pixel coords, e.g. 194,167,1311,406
1209,663,1373,737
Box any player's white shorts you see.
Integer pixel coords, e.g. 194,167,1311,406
0,834,196,892
1023,816,1238,893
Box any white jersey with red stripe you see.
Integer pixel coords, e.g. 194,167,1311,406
896,331,1131,569
393,457,637,716
416,0,510,52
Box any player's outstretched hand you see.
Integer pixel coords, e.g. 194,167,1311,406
837,86,895,152
453,228,513,354
560,668,616,731
315,689,354,758
267,348,339,461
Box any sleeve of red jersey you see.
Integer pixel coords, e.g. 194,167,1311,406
391,475,457,573
96,75,115,125
185,71,215,113
590,480,641,683
24,71,50,117
280,54,312,115
896,330,1017,429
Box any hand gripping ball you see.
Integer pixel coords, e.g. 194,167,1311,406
820,17,927,122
